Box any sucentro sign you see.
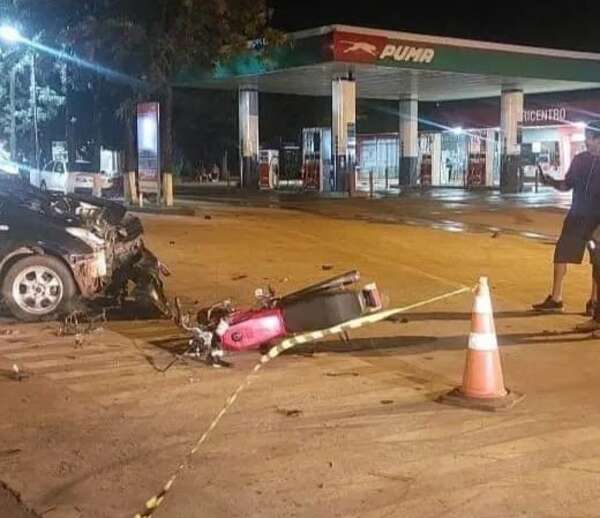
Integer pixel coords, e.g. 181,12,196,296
523,107,567,124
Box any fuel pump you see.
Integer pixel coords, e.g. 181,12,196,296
302,128,332,192
419,134,433,187
258,149,279,190
467,131,487,188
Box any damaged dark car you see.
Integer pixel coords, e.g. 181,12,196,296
0,175,169,321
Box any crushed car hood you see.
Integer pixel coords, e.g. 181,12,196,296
0,175,127,227
0,175,169,317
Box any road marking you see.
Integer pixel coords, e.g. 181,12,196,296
0,338,72,353
45,362,143,380
22,352,139,370
4,345,111,360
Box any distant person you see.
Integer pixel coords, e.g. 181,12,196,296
211,163,220,182
196,163,207,183
445,157,453,183
532,122,600,321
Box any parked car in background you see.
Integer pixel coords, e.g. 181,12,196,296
37,160,114,195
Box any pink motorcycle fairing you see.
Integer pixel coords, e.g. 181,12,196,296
221,308,287,352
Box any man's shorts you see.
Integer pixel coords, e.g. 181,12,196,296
554,213,599,264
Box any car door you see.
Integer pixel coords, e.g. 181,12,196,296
0,198,10,251
40,161,54,190
53,161,67,192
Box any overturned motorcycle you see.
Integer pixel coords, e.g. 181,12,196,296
174,270,383,367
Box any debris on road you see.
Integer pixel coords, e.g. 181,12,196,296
231,274,248,281
322,264,334,271
387,315,409,324
10,364,31,382
276,408,303,417
74,334,85,348
57,460,75,476
325,371,359,377
0,328,17,336
0,449,21,457
58,310,107,338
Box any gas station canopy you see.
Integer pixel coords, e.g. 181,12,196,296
176,25,600,100
176,25,600,195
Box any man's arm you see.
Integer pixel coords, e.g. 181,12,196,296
538,165,571,191
541,173,570,191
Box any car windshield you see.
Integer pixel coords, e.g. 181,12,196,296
68,162,96,173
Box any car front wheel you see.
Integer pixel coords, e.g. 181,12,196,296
2,255,77,321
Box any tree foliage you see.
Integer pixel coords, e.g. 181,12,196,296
0,0,279,170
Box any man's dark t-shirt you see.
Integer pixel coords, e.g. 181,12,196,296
565,151,600,217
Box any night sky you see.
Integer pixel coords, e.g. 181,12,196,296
268,1,600,52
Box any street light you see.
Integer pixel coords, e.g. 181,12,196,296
0,25,23,44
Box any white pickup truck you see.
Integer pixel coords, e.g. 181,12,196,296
35,160,113,195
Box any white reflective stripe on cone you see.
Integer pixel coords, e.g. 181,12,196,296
468,332,498,351
473,296,493,315
477,278,491,297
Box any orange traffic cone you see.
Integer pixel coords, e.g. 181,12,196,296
439,277,524,411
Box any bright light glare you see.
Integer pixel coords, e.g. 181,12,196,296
0,24,146,88
139,117,158,151
451,126,463,135
0,25,22,43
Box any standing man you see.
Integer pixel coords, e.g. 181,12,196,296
532,122,600,317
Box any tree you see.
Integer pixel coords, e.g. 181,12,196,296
0,38,64,164
1,0,279,177
120,0,279,174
